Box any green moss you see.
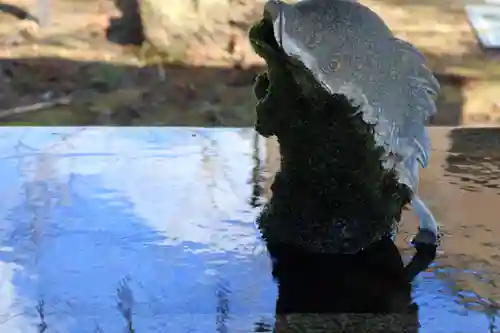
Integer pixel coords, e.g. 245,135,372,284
0,121,41,126
87,65,124,92
250,18,411,254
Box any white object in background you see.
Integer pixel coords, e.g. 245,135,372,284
465,5,500,48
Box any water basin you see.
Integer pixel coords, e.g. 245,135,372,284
0,127,498,333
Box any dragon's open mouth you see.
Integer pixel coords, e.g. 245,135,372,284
249,14,281,56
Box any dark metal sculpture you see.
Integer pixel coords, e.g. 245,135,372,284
250,0,440,255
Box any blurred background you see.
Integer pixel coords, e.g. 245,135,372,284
0,0,499,126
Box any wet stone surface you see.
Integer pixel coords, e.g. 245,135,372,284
0,127,498,333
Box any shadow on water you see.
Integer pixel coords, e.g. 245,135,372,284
260,129,500,333
268,239,437,333
444,127,500,194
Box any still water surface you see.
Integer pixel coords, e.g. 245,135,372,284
0,127,498,333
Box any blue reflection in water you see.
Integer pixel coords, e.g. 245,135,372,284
413,266,499,333
0,127,275,333
0,127,497,333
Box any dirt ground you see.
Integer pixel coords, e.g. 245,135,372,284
0,0,499,125
0,0,264,126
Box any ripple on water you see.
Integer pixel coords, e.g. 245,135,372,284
0,127,498,333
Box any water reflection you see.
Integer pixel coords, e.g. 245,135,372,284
0,127,274,333
269,239,435,333
445,127,500,194
0,127,497,333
